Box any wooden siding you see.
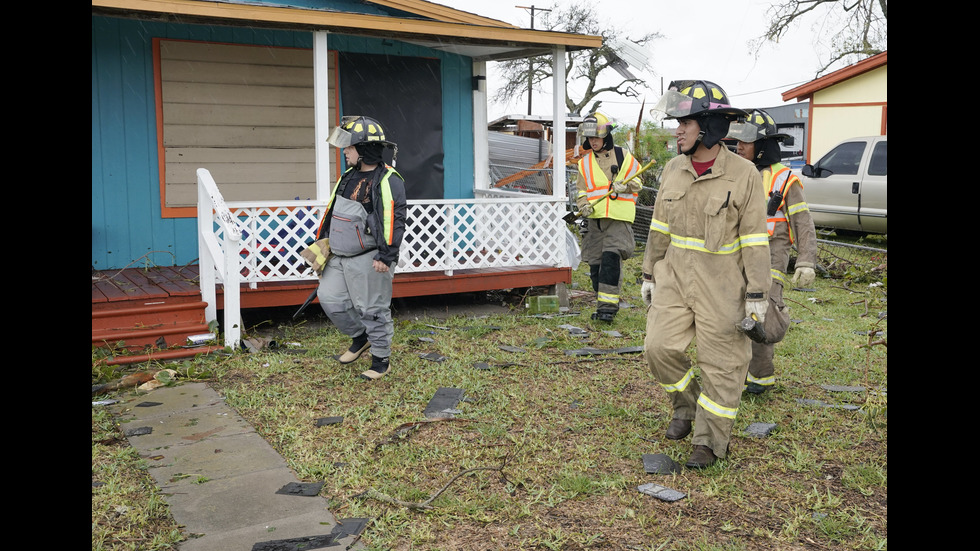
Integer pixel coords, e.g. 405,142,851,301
158,39,327,208
92,15,474,271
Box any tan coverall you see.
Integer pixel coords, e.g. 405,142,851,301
747,164,818,388
642,145,770,459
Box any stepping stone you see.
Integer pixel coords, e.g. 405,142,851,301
499,345,525,353
275,481,324,496
424,387,465,418
642,453,681,474
420,352,447,362
744,422,777,437
637,482,686,502
315,416,344,427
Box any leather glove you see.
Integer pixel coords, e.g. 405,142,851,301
745,299,768,323
791,265,815,288
641,280,656,307
612,181,628,194
580,203,594,217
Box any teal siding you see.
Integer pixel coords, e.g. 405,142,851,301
92,14,474,270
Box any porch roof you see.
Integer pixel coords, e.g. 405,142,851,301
91,0,603,61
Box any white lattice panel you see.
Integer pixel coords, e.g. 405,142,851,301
211,198,569,283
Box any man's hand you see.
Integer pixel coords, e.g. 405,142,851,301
791,265,815,287
641,280,656,307
744,299,768,323
612,181,628,194
580,203,593,217
373,260,389,273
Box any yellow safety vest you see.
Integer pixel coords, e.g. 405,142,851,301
578,148,640,223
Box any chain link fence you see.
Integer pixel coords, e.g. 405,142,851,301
808,236,887,284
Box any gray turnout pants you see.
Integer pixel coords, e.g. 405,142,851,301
317,252,394,359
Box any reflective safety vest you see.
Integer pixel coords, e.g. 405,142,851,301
578,147,640,223
763,163,802,244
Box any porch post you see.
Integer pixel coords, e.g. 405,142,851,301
472,60,489,191
551,46,566,200
314,30,332,201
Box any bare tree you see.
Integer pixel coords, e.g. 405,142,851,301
754,0,887,76
492,2,661,117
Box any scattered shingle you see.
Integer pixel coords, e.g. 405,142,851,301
275,481,325,496
744,422,778,437
315,416,344,427
637,482,686,502
642,453,681,474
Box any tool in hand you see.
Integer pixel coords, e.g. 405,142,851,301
735,312,767,343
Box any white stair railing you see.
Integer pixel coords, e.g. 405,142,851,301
197,168,243,349
197,169,571,350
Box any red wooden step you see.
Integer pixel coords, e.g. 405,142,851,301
92,301,212,349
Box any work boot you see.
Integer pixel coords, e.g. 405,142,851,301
591,311,615,322
744,382,767,395
665,418,692,440
337,333,370,364
684,445,718,469
360,355,390,380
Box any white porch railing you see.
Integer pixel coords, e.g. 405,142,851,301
197,169,570,348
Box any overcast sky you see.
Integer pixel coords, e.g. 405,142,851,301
434,0,860,126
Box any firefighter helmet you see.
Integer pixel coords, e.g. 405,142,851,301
580,112,616,151
651,80,746,121
327,115,396,149
726,108,792,143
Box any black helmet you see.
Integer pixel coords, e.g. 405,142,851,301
327,115,398,167
579,112,616,151
726,108,792,143
726,108,794,167
327,115,396,148
652,80,746,155
651,80,746,121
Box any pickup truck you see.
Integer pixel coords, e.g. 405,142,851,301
800,135,887,235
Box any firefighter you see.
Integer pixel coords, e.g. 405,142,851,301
726,108,818,394
575,111,643,322
641,80,770,469
315,115,407,381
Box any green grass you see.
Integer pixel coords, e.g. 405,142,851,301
92,238,886,550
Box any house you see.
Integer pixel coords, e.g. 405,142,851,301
781,51,887,162
92,0,603,349
759,101,809,162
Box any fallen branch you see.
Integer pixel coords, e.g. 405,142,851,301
856,339,886,349
782,296,814,315
374,418,474,451
353,466,504,511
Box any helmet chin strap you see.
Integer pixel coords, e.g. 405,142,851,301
682,130,705,156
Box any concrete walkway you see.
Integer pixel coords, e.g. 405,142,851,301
107,382,366,551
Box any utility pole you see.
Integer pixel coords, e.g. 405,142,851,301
516,5,550,116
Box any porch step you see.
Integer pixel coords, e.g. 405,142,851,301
93,301,212,349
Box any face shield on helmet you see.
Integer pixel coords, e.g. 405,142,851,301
327,115,398,167
726,109,792,144
651,80,746,121
327,115,393,148
579,112,616,151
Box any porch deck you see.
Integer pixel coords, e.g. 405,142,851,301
92,264,572,311
92,264,570,364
